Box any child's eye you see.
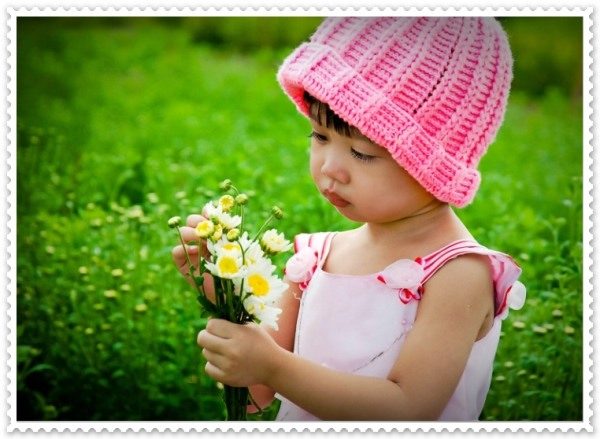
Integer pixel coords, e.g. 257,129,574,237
308,131,328,143
351,147,376,163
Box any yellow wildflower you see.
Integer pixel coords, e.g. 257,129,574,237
226,228,241,241
195,219,215,238
219,195,235,212
211,224,223,242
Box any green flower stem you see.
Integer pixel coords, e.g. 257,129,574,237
240,204,245,238
228,183,244,232
216,277,226,314
226,279,235,322
251,213,276,243
224,385,248,420
235,281,245,322
175,227,206,297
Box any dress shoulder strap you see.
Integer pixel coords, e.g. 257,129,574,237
420,240,525,319
421,240,484,283
285,232,335,292
293,232,334,267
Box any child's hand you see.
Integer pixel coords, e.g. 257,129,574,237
197,319,282,387
171,214,215,301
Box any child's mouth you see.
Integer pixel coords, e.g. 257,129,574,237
323,190,350,208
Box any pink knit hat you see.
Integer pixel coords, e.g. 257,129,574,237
277,17,512,207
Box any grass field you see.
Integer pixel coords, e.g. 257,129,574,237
16,18,584,421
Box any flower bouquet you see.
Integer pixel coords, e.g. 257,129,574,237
168,180,291,420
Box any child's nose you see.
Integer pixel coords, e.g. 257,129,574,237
321,153,350,185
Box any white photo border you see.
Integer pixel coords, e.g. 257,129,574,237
5,4,595,434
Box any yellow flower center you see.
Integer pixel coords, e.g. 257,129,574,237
219,195,235,212
248,274,270,296
196,220,214,238
217,256,239,276
223,243,239,252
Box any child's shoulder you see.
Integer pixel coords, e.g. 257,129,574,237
420,240,525,320
425,252,494,304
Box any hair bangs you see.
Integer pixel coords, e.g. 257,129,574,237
303,91,361,138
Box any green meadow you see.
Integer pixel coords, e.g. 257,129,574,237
16,17,584,421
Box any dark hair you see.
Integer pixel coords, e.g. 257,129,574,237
303,91,363,138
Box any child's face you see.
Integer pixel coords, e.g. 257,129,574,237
308,119,438,224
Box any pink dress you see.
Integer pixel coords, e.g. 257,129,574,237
276,232,526,421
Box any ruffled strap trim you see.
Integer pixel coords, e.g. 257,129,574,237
420,240,525,319
284,232,333,293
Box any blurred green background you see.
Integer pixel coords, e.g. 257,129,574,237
16,16,584,421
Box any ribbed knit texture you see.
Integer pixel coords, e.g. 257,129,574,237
277,17,513,207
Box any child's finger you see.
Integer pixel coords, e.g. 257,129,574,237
197,329,229,352
172,244,198,258
179,226,200,243
186,214,206,228
201,347,227,370
204,361,227,384
172,245,199,266
205,318,239,338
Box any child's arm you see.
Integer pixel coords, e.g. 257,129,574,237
247,279,301,411
199,254,493,420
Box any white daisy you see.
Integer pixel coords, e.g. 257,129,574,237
260,229,292,254
204,247,245,279
243,296,282,331
203,202,241,230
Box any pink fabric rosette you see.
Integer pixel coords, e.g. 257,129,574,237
377,258,426,304
285,247,319,291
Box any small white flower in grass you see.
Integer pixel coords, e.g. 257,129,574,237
147,193,159,204
104,289,118,299
261,229,292,254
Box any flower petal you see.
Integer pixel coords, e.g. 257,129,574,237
508,281,526,310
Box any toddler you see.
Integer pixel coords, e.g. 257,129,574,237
174,16,526,421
